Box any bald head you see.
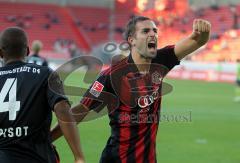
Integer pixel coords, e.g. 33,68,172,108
0,27,29,59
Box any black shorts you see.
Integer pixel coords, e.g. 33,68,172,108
99,146,120,163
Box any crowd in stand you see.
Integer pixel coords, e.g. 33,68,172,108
4,12,60,30
2,3,240,62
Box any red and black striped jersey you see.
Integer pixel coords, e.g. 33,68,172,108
82,46,180,163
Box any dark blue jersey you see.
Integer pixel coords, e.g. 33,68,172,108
0,61,67,163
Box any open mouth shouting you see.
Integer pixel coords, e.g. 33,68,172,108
147,40,157,55
148,42,156,49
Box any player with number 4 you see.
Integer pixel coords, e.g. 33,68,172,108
0,27,85,163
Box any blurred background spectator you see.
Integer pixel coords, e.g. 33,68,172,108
27,40,48,66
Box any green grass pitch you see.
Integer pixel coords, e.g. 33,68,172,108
52,73,240,163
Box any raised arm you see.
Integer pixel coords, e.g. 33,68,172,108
174,19,211,60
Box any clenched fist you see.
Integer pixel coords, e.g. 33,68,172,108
191,19,211,46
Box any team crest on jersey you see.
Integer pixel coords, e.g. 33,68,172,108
90,81,104,97
152,71,162,84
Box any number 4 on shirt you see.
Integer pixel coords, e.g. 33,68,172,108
0,78,20,121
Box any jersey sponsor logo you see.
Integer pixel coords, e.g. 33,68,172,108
89,81,104,97
109,63,170,109
137,88,159,109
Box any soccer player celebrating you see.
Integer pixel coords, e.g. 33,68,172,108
0,27,84,163
52,16,211,163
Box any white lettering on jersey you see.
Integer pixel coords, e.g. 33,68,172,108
0,78,20,120
0,126,29,138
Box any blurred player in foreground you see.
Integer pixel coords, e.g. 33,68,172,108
27,40,48,66
52,16,211,163
0,27,84,163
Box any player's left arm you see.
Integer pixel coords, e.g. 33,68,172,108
174,19,211,60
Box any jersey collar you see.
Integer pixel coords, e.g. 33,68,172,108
127,54,134,63
127,54,142,74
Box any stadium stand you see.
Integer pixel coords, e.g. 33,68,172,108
138,2,240,62
0,0,239,62
68,6,110,46
0,2,90,57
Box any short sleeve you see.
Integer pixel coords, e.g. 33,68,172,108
47,70,69,110
81,71,111,111
152,45,180,71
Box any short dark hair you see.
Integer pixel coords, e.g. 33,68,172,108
0,27,28,58
123,16,151,41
